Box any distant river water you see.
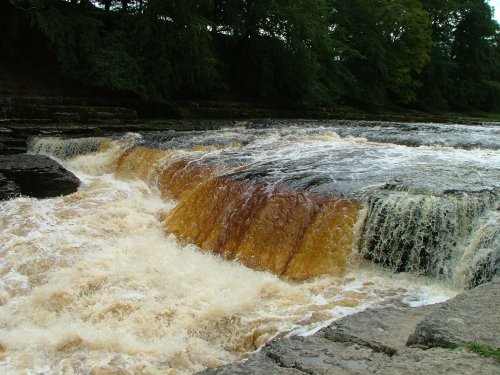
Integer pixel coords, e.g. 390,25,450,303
0,120,498,374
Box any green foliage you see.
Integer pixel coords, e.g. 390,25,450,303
208,0,339,104
28,0,102,74
89,48,146,95
382,0,432,103
419,0,500,110
328,0,388,105
452,342,500,361
129,0,218,99
24,0,218,101
9,0,499,111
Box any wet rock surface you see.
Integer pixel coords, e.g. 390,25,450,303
375,347,499,375
0,171,20,199
200,337,388,375
201,278,500,374
408,277,500,349
199,351,305,374
262,337,388,374
318,304,437,355
0,154,79,199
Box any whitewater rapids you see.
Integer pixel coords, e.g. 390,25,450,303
0,135,459,374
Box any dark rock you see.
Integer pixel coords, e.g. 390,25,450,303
0,135,29,155
0,154,79,199
0,172,20,199
407,277,500,349
202,333,499,375
319,304,438,355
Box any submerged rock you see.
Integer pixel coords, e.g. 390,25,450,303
0,154,79,199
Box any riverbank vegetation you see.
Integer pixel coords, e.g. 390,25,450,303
465,343,500,360
1,0,499,113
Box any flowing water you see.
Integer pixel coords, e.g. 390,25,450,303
0,120,498,374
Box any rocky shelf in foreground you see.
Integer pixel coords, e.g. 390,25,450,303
200,277,499,374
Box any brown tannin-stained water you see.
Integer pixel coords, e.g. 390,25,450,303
1,120,499,374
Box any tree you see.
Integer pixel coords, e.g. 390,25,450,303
6,0,499,111
208,0,340,104
328,0,431,106
419,0,500,110
418,0,460,107
381,0,432,103
448,0,499,109
25,0,218,101
134,0,218,98
327,0,389,106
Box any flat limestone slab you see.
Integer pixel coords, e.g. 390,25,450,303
202,336,389,375
375,348,500,375
319,304,438,355
264,336,388,375
408,277,500,349
197,351,305,374
201,339,499,375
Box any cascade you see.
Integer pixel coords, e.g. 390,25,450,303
26,124,500,287
28,136,108,159
165,178,360,279
2,122,497,373
359,190,499,286
460,209,500,287
27,136,363,280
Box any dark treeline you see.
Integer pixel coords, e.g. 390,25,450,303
1,0,500,111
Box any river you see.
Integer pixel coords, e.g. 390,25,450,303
0,120,498,374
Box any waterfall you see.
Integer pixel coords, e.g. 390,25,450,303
25,125,500,287
3,121,496,373
165,178,360,279
358,190,499,287
27,136,108,159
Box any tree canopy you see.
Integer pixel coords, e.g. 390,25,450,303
3,0,500,111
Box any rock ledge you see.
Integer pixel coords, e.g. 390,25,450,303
200,278,499,374
0,154,79,199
